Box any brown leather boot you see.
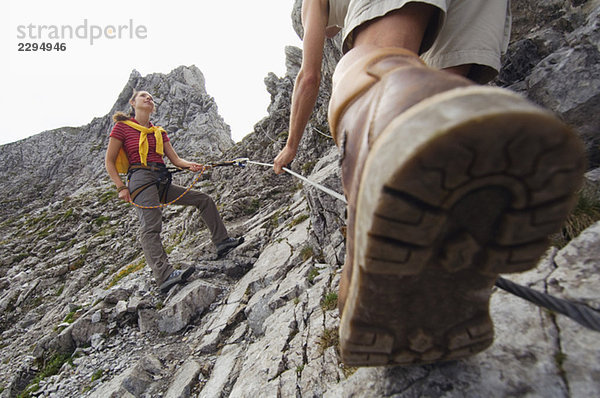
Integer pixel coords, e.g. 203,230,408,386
330,46,585,366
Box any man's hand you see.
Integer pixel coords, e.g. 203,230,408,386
274,145,297,174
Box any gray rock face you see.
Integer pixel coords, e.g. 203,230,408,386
156,280,222,334
1,1,600,397
500,0,600,167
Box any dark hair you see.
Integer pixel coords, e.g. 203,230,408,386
112,89,140,122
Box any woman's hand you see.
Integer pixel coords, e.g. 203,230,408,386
118,186,132,202
187,162,204,172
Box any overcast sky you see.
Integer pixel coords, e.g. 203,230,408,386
2,0,302,145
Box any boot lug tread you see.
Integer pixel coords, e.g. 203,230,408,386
338,86,585,367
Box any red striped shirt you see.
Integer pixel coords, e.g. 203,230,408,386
109,118,170,164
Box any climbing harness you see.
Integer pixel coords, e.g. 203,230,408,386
126,164,199,209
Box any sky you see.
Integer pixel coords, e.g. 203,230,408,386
2,0,302,145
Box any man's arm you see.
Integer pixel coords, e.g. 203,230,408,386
273,0,328,174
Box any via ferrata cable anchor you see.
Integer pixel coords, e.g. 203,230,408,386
232,158,248,168
207,158,249,168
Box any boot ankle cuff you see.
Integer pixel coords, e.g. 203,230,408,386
328,47,424,143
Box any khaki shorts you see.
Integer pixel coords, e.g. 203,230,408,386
335,0,511,83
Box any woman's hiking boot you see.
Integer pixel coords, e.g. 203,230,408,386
216,236,245,258
329,46,586,366
159,266,195,293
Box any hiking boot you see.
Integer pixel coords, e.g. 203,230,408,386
216,236,245,257
330,46,586,366
159,266,195,293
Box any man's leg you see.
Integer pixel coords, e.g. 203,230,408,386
352,3,472,78
352,3,435,53
422,0,512,83
443,64,471,77
330,1,585,366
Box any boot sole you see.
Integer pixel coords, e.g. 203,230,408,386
339,86,585,366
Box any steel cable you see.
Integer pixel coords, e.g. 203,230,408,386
496,276,600,332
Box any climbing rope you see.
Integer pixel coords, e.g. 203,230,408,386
495,277,600,332
312,127,334,140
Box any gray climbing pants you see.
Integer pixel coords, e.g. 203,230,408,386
129,168,229,285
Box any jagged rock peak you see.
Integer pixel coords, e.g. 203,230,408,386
284,45,302,78
110,65,208,116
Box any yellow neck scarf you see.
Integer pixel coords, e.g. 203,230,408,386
122,120,166,166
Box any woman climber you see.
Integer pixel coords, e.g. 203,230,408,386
105,89,243,292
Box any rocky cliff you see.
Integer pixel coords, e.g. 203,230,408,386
1,0,599,397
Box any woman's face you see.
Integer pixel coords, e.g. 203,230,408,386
131,91,155,113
